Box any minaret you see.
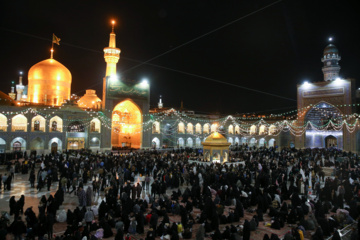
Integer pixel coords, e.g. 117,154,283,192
16,71,25,101
158,95,163,109
104,20,121,77
8,81,16,100
321,39,341,81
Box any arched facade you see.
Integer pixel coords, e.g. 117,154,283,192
210,123,217,132
0,138,6,152
235,125,240,134
90,118,101,133
67,121,85,132
49,116,63,132
249,137,256,146
195,137,201,147
31,115,46,132
259,125,266,135
268,138,276,147
304,102,343,149
186,137,193,147
234,137,240,145
177,138,184,148
90,137,100,148
195,123,201,134
178,122,185,134
49,137,62,153
228,137,233,146
269,125,276,135
152,121,160,134
0,114,7,132
203,124,210,134
152,137,160,148
187,123,193,134
250,125,257,135
12,114,27,132
111,100,142,148
228,125,234,134
259,138,265,147
11,137,26,151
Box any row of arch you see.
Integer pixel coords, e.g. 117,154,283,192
152,121,278,135
152,122,223,134
150,137,277,148
0,137,101,151
0,114,101,133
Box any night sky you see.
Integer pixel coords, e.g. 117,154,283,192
1,0,359,115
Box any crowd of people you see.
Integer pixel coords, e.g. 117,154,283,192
0,146,359,240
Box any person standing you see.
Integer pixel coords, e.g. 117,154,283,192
47,174,52,191
46,212,55,239
29,170,35,188
137,183,142,199
84,208,94,231
12,216,27,240
2,174,8,190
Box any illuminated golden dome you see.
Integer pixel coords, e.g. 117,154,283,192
204,132,228,143
77,89,102,109
28,58,72,106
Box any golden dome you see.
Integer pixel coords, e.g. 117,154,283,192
77,89,102,109
28,58,72,106
204,132,228,143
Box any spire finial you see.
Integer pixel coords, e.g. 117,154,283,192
111,20,115,33
50,48,54,59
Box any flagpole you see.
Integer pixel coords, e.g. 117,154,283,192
51,33,54,59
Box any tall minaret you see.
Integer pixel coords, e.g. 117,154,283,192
104,20,121,77
16,71,25,101
9,81,16,100
158,95,163,109
321,39,341,81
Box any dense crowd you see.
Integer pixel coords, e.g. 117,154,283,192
0,146,359,240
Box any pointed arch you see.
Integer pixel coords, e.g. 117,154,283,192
228,124,234,134
250,125,257,135
112,99,142,148
195,137,201,147
186,137,193,147
235,125,240,134
31,115,46,132
90,118,101,133
0,113,7,132
203,123,210,134
12,114,27,132
49,137,63,153
178,122,185,134
269,125,276,135
50,116,63,132
152,137,160,148
11,137,26,151
195,123,202,134
177,138,184,148
259,125,266,135
152,121,160,134
186,123,193,134
210,123,217,132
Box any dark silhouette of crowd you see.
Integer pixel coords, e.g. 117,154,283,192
0,146,359,240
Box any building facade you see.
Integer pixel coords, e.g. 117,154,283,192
0,26,359,155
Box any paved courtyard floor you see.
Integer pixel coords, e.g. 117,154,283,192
0,166,319,240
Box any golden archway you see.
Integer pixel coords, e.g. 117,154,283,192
112,100,142,148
